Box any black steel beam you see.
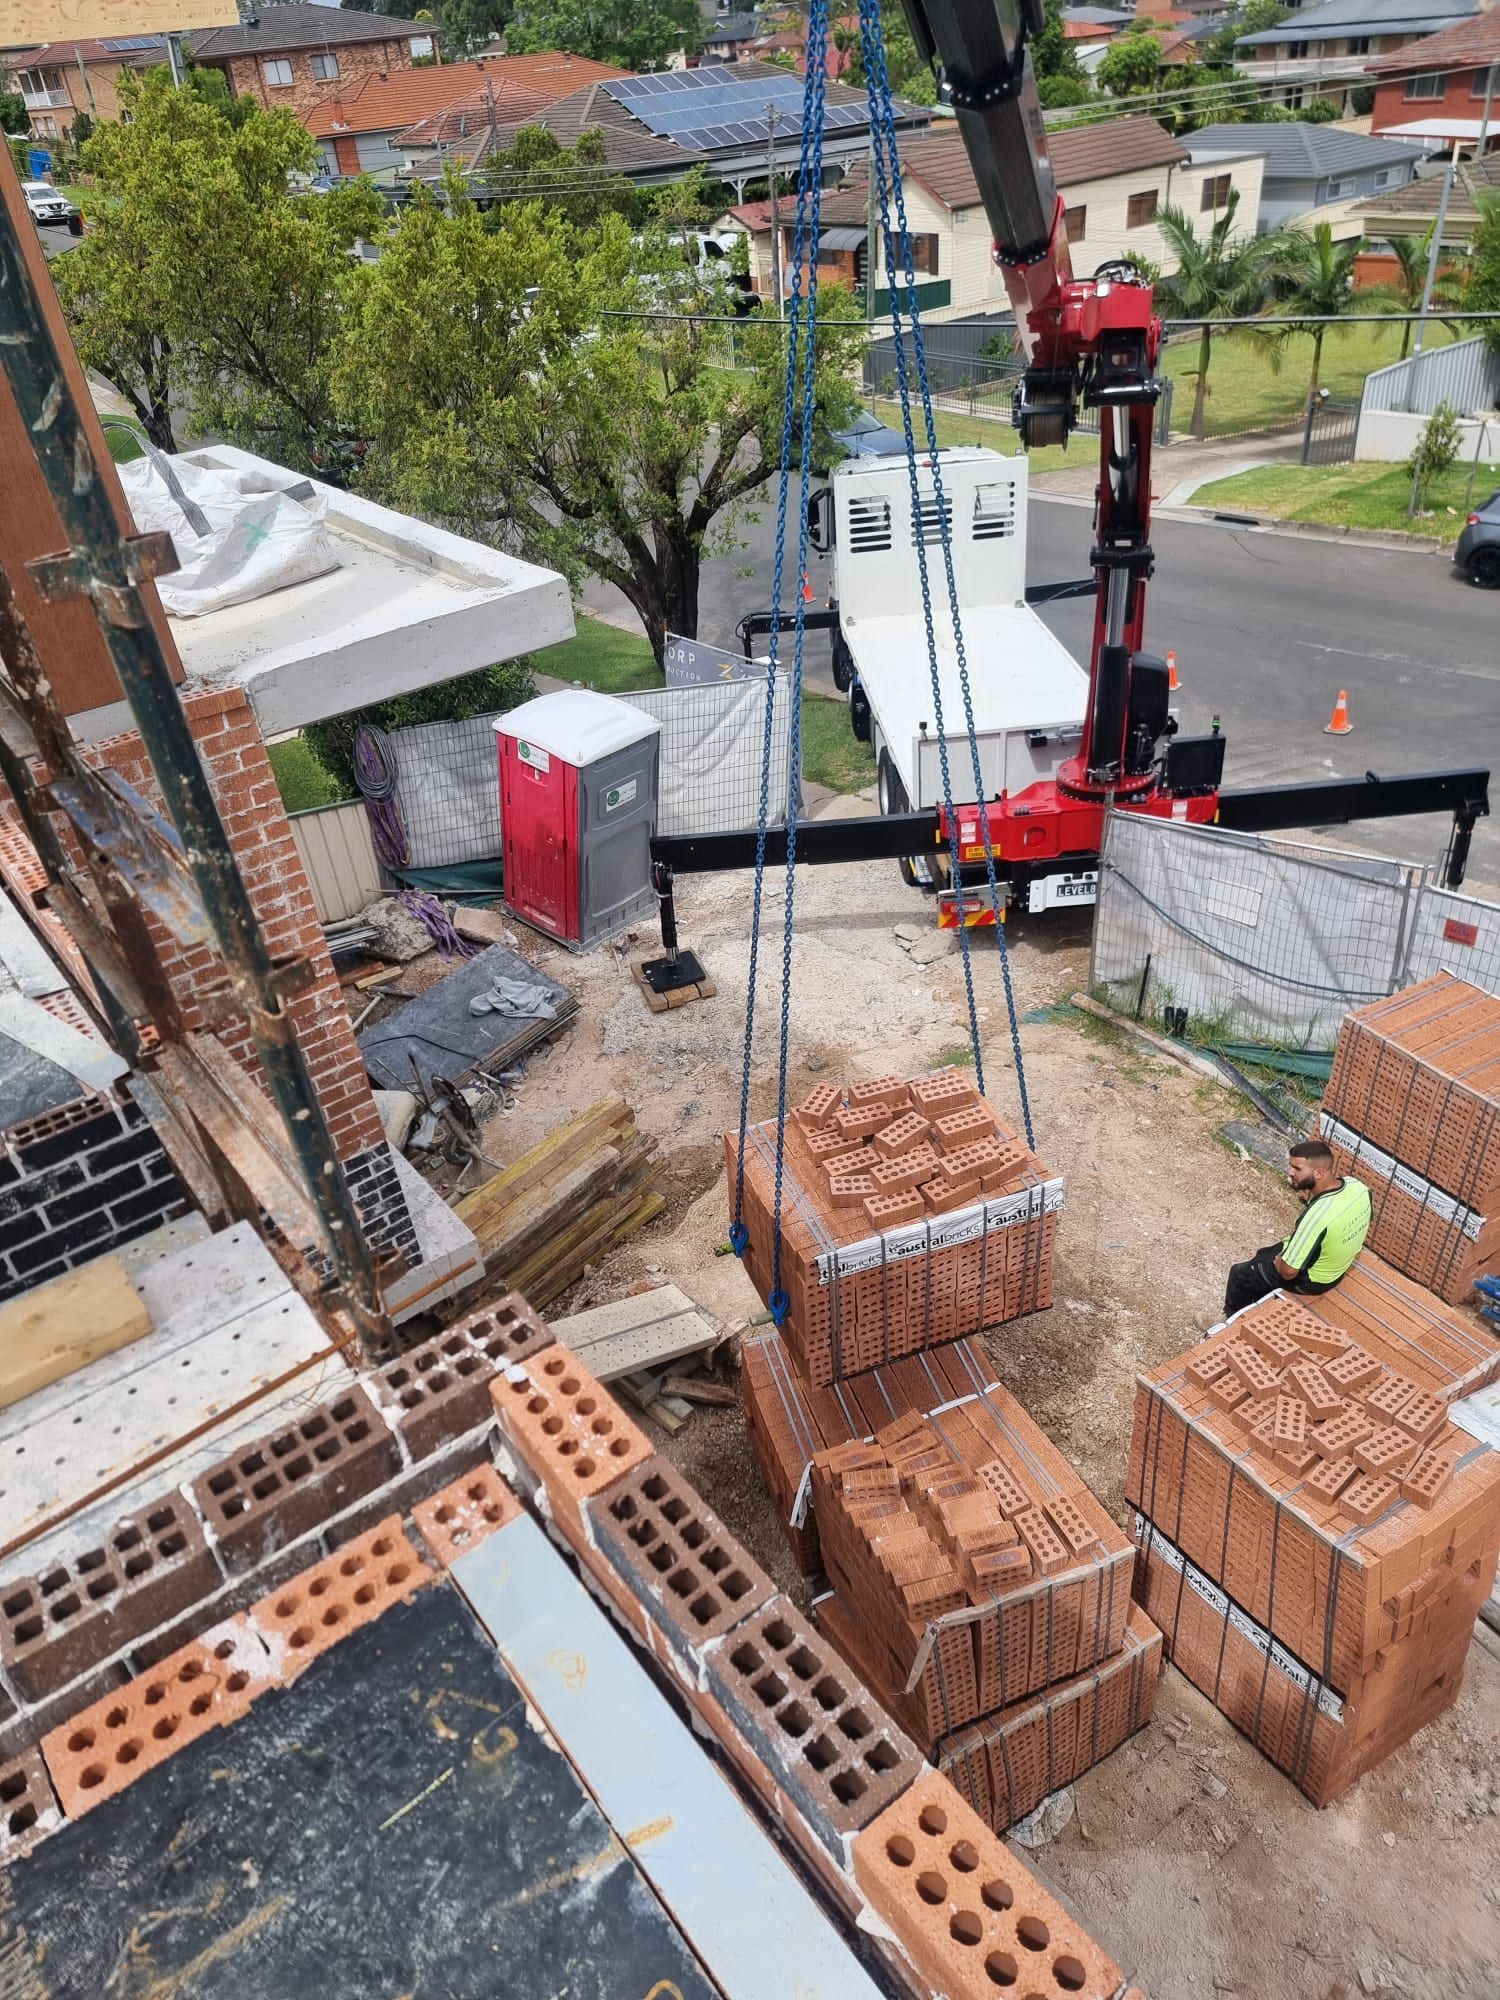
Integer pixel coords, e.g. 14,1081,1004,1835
1024,577,1096,605
735,606,841,653
653,810,939,874
1216,769,1490,835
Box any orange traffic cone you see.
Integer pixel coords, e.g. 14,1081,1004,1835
800,570,814,604
1167,650,1181,693
1324,689,1353,736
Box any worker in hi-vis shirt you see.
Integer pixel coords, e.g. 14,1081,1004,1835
1224,1137,1372,1317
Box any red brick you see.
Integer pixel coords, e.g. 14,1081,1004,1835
412,1463,521,1567
490,1345,653,1542
249,1518,432,1682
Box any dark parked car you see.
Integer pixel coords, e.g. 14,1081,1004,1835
829,407,910,465
1456,489,1500,588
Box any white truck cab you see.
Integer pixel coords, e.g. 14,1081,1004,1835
813,446,1089,889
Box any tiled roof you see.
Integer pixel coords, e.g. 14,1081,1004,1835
1366,7,1500,68
400,80,701,176
5,36,164,67
894,118,1186,210
1357,148,1500,216
1238,0,1474,46
729,173,870,232
1187,120,1429,175
307,52,623,139
191,4,429,60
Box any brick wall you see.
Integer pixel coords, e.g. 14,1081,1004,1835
0,684,416,1271
0,1092,187,1302
215,39,417,122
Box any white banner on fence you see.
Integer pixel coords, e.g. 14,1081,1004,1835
620,674,792,839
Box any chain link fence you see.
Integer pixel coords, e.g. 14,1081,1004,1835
1089,813,1500,1053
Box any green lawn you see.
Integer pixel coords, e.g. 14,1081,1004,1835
1189,457,1499,541
1160,319,1457,440
801,690,876,794
538,615,660,694
266,736,352,813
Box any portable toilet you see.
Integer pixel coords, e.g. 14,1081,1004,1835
495,689,661,947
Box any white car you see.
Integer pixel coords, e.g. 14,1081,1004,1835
23,181,76,226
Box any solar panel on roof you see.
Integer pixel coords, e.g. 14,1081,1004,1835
103,35,159,48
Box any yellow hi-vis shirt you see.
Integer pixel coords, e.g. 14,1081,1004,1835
1281,1176,1372,1287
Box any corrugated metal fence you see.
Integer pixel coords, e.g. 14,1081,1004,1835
289,799,382,924
1361,335,1500,418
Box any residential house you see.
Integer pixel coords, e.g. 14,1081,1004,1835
723,175,871,296
1184,120,1426,233
700,11,761,62
4,35,166,142
1353,142,1500,241
1061,6,1132,78
1236,0,1476,113
304,53,625,180
187,4,436,123
720,118,1265,319
404,60,927,201
398,75,699,186
1366,10,1500,145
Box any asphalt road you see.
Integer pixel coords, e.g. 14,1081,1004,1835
592,482,1500,885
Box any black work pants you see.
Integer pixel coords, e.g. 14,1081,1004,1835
1224,1243,1334,1317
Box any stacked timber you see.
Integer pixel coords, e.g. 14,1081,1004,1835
1128,1259,1500,1805
725,1068,1060,1387
456,1097,662,1309
1317,972,1500,1305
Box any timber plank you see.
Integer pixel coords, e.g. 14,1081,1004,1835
0,1256,151,1412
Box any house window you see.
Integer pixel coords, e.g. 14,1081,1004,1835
1373,168,1393,187
1345,35,1369,54
1285,39,1309,58
1127,190,1159,228
1326,176,1354,199
1064,203,1087,241
1405,70,1445,99
262,57,294,86
1472,63,1500,98
894,231,939,274
1200,174,1232,212
310,52,340,79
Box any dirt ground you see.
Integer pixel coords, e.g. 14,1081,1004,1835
419,825,1500,2000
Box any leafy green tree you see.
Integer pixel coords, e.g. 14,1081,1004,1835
2,92,31,135
1364,224,1465,357
836,0,940,106
1034,0,1083,85
438,0,511,58
1265,219,1359,409
507,0,702,71
55,69,383,467
1467,194,1500,353
1154,187,1270,437
1097,24,1162,99
334,196,865,659
1038,73,1092,109
482,125,640,228
1407,398,1462,510
1201,0,1287,68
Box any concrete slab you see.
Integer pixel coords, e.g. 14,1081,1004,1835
77,444,574,740
453,1509,888,2000
552,1283,717,1381
1,1222,355,1569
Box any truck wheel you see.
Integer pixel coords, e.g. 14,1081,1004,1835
830,624,853,693
878,751,930,892
849,679,872,745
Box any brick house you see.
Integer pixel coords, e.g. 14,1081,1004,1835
4,36,167,143
304,51,625,180
187,3,436,123
1366,10,1500,142
1235,0,1477,115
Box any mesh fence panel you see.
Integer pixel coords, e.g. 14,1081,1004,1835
618,675,793,838
1090,813,1421,1050
1401,887,1500,996
389,714,503,870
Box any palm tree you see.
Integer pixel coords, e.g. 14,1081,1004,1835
1154,189,1272,439
1265,220,1360,412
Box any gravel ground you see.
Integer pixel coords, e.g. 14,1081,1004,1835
434,826,1500,2000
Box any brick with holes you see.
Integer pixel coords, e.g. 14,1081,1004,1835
192,1384,399,1575
490,1344,653,1542
41,1615,273,1818
828,1174,877,1209
0,1745,62,1862
873,1112,933,1161
702,1593,922,1864
249,1517,432,1683
0,1495,219,1701
412,1463,521,1568
584,1457,776,1670
852,1769,1126,2000
795,1084,842,1134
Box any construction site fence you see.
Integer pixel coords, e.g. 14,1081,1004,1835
618,672,792,839
1088,812,1500,1054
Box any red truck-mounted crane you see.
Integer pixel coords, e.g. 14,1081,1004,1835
639,0,1486,994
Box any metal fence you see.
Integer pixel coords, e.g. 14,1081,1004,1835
388,714,504,870
1301,395,1360,466
1090,812,1500,1053
618,674,793,839
1361,334,1500,419
288,799,383,923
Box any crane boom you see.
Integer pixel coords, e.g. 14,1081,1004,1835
899,0,1166,800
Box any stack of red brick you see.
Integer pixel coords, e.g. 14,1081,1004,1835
1316,972,1500,1306
724,1068,1060,1386
1128,1262,1500,1804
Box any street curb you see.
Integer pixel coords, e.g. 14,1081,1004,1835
1177,507,1454,554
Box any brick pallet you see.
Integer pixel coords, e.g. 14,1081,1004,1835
725,1069,1060,1388
809,1382,1133,1740
818,1587,1162,1832
1317,1112,1497,1308
1323,972,1500,1215
1128,1275,1500,1801
739,1327,1000,1573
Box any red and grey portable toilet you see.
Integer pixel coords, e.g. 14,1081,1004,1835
495,689,661,947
